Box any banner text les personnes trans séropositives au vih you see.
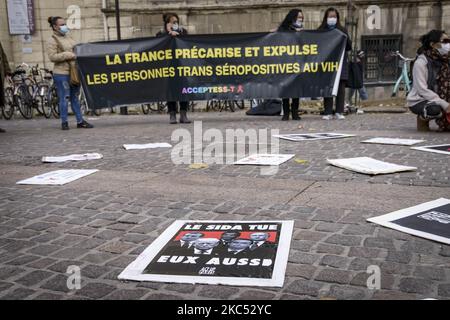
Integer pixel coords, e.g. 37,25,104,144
75,29,347,109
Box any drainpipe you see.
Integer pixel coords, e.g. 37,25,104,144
102,0,110,41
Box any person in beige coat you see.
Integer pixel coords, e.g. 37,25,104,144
46,16,93,130
1,41,12,133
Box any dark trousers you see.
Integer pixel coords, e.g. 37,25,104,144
409,101,443,119
324,80,346,115
167,101,189,113
282,98,299,111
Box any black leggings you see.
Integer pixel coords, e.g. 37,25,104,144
409,101,443,119
167,101,189,113
282,98,299,110
324,80,346,115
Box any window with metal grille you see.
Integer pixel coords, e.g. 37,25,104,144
361,35,403,83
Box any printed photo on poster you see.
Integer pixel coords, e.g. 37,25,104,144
411,144,450,155
367,198,450,244
327,157,417,175
273,133,355,142
118,220,294,287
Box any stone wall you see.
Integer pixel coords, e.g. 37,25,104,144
2,0,450,101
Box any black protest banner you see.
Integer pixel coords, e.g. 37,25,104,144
75,30,347,109
118,220,294,287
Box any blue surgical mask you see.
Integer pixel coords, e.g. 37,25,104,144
59,25,69,34
327,17,337,28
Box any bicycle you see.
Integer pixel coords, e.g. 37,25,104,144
2,75,16,120
29,65,53,119
391,51,414,97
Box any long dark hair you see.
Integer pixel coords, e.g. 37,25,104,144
417,29,446,54
278,9,302,31
318,7,347,33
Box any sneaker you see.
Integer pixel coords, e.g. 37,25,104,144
61,122,69,130
335,113,346,120
77,120,94,129
322,115,333,120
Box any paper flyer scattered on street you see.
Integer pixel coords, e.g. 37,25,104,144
273,132,355,142
16,169,99,185
410,144,450,155
234,154,295,166
42,153,103,163
118,220,294,287
367,198,450,245
361,137,425,146
327,157,417,175
123,143,172,150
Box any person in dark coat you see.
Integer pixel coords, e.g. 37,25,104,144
156,13,191,124
277,9,304,121
318,7,352,120
0,42,12,133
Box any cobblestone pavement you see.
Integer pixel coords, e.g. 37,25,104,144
0,111,449,300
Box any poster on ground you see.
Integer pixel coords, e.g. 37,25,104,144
273,132,355,142
118,220,294,287
361,138,425,146
367,198,450,245
123,143,172,150
16,169,99,185
410,144,450,155
234,154,295,166
327,157,417,175
41,153,103,163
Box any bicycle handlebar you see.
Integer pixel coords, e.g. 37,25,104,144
392,50,414,61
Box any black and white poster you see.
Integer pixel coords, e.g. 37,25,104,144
118,220,294,287
367,198,450,244
411,144,450,155
273,132,355,142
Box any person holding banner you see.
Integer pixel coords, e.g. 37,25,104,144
46,16,93,130
407,30,450,132
318,8,352,120
277,9,304,121
157,13,191,124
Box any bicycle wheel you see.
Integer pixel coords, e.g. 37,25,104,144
48,85,60,118
234,100,245,109
222,100,235,112
16,85,33,119
38,85,52,118
158,101,168,113
141,104,151,114
2,87,15,120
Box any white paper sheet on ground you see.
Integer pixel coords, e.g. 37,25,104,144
234,154,295,166
410,144,450,155
41,153,103,163
327,157,417,175
361,138,425,146
273,132,355,142
123,143,172,150
16,169,99,185
367,198,450,245
118,220,294,287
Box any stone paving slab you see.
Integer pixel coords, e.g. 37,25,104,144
0,111,449,300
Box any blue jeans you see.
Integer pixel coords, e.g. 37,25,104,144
349,86,369,101
53,74,83,124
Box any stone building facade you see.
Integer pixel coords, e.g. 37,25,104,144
1,0,450,100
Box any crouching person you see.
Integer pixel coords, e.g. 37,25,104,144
407,30,450,132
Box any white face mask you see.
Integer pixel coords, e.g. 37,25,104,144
171,23,180,31
438,43,450,55
294,19,303,28
327,17,337,27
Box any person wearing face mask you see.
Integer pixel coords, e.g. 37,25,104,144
318,8,352,120
46,16,93,131
277,9,304,121
407,30,450,132
156,13,191,124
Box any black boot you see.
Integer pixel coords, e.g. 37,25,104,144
180,110,191,123
291,105,301,120
169,111,177,124
281,102,290,121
